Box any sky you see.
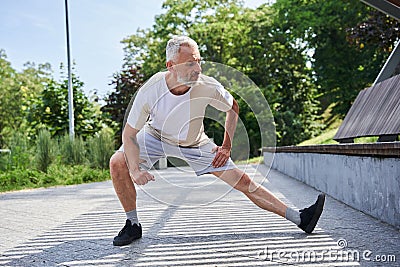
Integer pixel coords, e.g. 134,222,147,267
0,0,266,98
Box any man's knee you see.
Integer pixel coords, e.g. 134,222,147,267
110,152,128,176
233,173,252,192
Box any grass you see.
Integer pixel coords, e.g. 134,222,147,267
298,102,383,146
235,156,264,165
298,127,339,145
298,124,380,146
299,103,342,146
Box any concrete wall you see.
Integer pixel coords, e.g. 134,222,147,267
264,152,400,229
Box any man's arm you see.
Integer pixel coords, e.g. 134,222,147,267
122,125,154,185
212,99,239,168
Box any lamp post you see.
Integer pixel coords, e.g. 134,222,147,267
65,0,74,140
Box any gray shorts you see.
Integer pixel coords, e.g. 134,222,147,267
118,130,236,176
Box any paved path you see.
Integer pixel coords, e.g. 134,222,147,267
0,164,399,267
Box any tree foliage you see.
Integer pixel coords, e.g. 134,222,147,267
241,4,322,145
272,0,388,116
101,66,145,147
0,50,19,146
0,51,51,145
347,9,400,76
27,72,104,139
347,9,400,53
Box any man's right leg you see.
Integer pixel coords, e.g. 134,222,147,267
110,151,137,212
110,151,142,246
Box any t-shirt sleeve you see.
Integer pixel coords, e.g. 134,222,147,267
126,88,150,130
209,84,234,112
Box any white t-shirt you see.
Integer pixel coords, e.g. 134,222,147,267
126,71,233,147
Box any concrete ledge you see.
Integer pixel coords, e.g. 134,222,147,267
262,142,400,158
263,147,400,229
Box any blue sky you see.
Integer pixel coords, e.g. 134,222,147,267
0,0,266,98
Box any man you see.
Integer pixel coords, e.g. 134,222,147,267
110,36,325,246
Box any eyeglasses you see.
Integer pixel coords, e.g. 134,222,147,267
185,60,205,67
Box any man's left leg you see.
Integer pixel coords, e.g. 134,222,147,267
212,168,325,233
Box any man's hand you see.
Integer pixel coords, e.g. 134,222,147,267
129,169,155,185
211,146,231,168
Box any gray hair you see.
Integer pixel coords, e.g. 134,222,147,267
166,36,199,62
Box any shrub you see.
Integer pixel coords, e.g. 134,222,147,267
59,133,87,165
46,164,109,185
35,129,57,173
2,131,33,171
0,151,10,171
87,128,115,169
0,128,112,192
39,173,58,186
80,167,110,183
0,169,41,192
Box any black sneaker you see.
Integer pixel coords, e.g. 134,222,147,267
113,220,142,246
298,193,325,234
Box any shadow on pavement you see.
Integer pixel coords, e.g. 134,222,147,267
1,196,359,267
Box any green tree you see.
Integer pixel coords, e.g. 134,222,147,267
121,0,249,76
28,71,104,139
0,50,19,146
272,0,386,116
241,5,322,145
0,50,51,146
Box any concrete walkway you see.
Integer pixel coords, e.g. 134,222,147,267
0,164,398,267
